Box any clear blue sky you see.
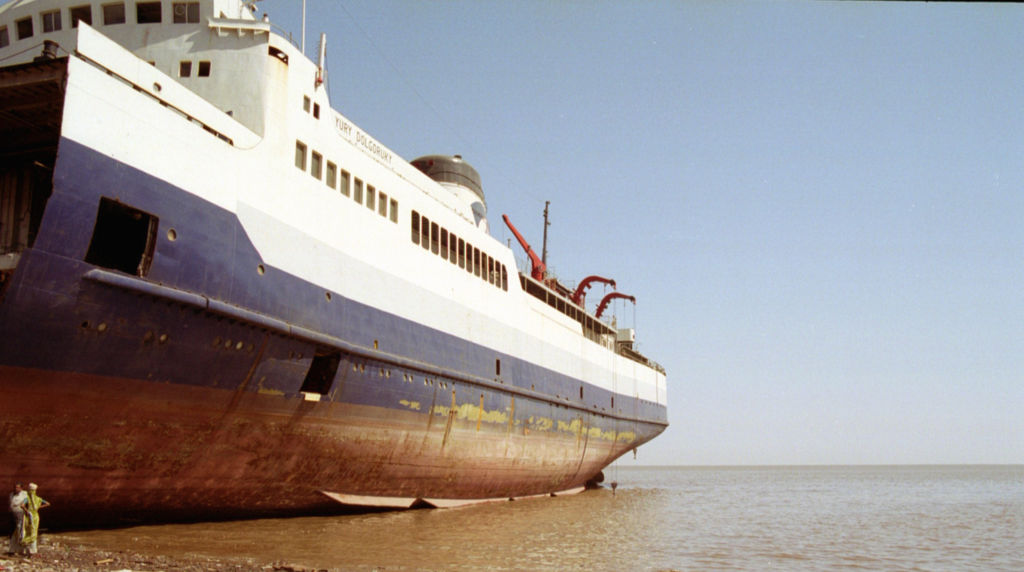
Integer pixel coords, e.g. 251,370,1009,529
262,1,1023,465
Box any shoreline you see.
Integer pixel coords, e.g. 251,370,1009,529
0,537,323,572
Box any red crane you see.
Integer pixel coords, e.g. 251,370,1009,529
595,292,635,319
502,214,546,282
570,275,616,307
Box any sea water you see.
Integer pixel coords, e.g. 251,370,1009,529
61,465,1024,571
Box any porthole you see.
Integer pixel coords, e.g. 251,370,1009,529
167,228,177,241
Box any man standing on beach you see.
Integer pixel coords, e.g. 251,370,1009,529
7,483,26,555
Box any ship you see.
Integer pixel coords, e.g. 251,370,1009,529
0,0,667,526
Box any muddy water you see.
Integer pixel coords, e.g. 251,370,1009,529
57,465,1024,571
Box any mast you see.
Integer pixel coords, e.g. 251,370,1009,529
541,201,550,266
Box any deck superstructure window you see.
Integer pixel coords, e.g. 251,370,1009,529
16,17,32,40
411,212,420,245
294,141,307,170
172,2,200,23
339,170,350,197
310,151,322,180
390,199,398,223
137,2,162,23
103,3,126,25
70,5,92,27
0,27,8,49
85,198,159,277
378,192,388,217
420,215,430,250
179,61,192,77
366,186,376,211
448,232,458,264
42,10,62,33
197,61,211,77
353,178,363,203
326,162,337,189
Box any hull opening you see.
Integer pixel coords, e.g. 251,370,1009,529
0,58,66,298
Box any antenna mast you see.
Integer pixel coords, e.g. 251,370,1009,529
541,201,550,266
301,0,307,55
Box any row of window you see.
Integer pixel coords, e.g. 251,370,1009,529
411,211,509,292
0,2,200,49
294,140,399,224
179,59,210,78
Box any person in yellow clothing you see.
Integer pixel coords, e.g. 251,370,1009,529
19,483,50,557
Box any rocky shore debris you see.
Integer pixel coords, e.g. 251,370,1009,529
0,538,332,572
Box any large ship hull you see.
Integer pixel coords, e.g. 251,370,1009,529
0,22,667,527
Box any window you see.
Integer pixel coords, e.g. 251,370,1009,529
448,232,458,264
440,228,449,260
420,215,430,250
353,178,363,203
411,211,420,245
137,2,162,23
103,3,126,25
458,238,466,268
16,17,32,40
310,151,322,180
70,5,92,27
42,10,61,33
339,170,350,196
313,103,320,119
473,248,481,277
303,96,310,113
0,27,8,49
390,199,398,223
366,186,376,211
326,162,337,189
294,141,307,170
179,61,192,77
378,192,388,217
197,61,211,77
431,223,439,255
172,2,200,23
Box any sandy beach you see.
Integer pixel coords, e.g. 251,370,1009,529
0,537,324,572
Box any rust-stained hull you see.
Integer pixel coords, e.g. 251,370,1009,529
0,363,661,526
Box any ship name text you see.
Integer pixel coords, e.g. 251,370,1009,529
335,116,393,166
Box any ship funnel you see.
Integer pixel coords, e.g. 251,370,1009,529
412,155,488,230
